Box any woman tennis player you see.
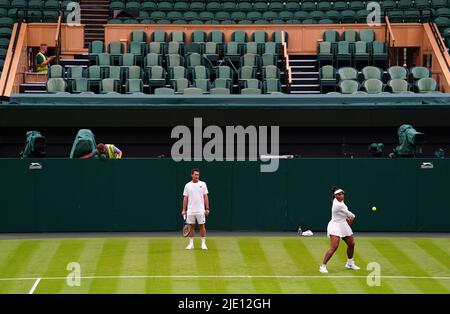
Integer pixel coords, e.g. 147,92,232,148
319,186,360,273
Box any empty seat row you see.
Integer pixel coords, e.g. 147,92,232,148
336,77,437,93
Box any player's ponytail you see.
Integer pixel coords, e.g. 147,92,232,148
331,186,339,201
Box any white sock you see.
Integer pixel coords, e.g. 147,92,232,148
347,258,354,264
201,237,206,244
321,264,326,267
189,238,194,246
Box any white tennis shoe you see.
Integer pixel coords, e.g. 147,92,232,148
201,243,208,250
319,264,328,273
186,244,194,250
345,260,361,270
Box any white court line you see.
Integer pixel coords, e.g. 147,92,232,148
28,278,41,294
0,275,449,282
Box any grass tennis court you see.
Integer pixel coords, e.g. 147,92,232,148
0,236,449,294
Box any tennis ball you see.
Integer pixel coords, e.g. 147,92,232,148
372,206,377,212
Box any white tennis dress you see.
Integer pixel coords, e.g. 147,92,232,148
327,198,356,238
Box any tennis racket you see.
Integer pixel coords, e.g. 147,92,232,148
182,214,191,237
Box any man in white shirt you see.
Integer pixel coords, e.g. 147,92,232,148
181,168,210,250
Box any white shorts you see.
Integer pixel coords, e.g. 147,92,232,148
327,220,353,238
186,213,206,225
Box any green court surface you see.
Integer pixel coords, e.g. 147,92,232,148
0,236,449,294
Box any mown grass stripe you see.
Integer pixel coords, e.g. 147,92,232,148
214,237,256,294
86,238,129,294
237,238,283,294
0,240,61,294
370,238,449,293
413,239,450,271
281,238,333,293
116,238,149,293
39,239,86,293
145,239,173,294
193,239,227,294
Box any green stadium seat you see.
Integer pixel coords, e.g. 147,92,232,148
182,87,202,94
125,79,143,93
398,0,413,9
238,66,257,86
142,2,157,11
388,79,409,93
323,30,339,43
253,31,268,44
262,65,280,80
342,30,358,43
318,41,334,67
173,1,188,11
410,66,431,80
339,79,359,94
100,78,120,94
148,42,164,56
362,66,383,81
263,42,279,55
237,1,253,12
0,38,10,49
254,2,269,12
359,29,375,42
272,31,288,44
278,11,294,21
203,42,219,64
158,1,172,11
105,66,121,83
167,11,183,21
341,10,356,23
108,41,124,65
319,19,335,24
0,27,11,37
97,53,111,66
144,53,162,67
232,30,248,43
388,66,408,80
372,41,388,68
244,42,260,55
234,11,248,22
310,11,325,20
210,87,230,94
72,78,89,93
261,53,277,67
318,1,332,11
381,0,397,10
302,2,316,11
416,77,437,92
215,66,233,80
212,78,232,91
206,2,221,12
87,65,102,91
123,19,140,24
125,65,143,81
0,17,13,27
166,54,184,68
338,67,358,80
221,20,235,25
215,11,231,20
192,65,210,80
145,65,166,89
356,10,369,23
46,78,66,93
131,30,147,43
140,19,155,24
154,87,175,95
404,10,421,22
263,78,281,93
336,41,352,67
349,1,365,11
432,0,448,9
190,1,205,12
169,65,187,80
333,1,348,11
414,0,431,9
43,11,58,22
126,2,141,10
225,42,242,62
270,2,284,11
109,1,124,11
0,0,9,9
302,18,317,24
108,19,122,24
166,41,183,55
319,65,337,92
48,64,64,78
286,2,300,12
171,78,190,92
388,11,404,23
129,42,146,64
184,11,199,21
120,53,137,67
240,53,260,68
193,79,210,92
151,31,167,42
353,40,370,69
66,66,85,83
186,53,204,69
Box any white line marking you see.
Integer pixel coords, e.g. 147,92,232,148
0,275,449,282
28,278,41,294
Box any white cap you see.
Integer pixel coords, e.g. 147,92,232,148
334,189,344,195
